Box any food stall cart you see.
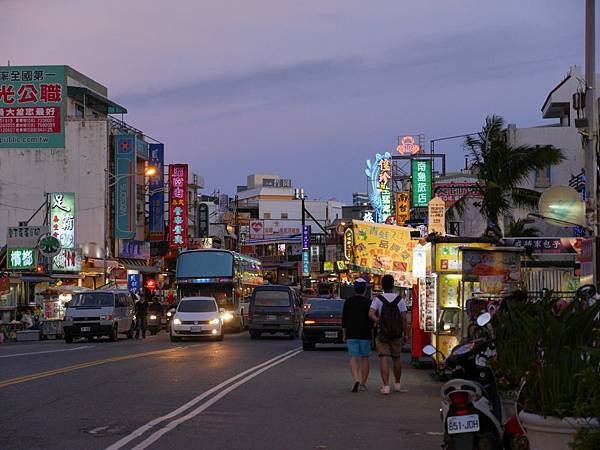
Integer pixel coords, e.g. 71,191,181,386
39,285,91,339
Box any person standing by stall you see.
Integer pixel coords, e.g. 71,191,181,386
369,274,408,395
342,278,374,393
135,294,149,339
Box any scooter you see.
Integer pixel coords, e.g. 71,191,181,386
423,313,503,450
148,312,162,335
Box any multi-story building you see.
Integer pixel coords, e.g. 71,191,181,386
352,192,370,206
0,65,163,318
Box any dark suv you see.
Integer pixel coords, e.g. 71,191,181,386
248,286,302,339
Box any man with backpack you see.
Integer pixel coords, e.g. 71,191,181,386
368,274,408,395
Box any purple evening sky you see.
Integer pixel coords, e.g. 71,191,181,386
4,0,588,202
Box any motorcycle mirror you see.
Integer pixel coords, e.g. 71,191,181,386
422,345,437,356
576,284,597,300
476,312,491,327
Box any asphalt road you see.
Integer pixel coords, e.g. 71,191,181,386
0,332,443,450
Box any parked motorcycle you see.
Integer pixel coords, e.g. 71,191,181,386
423,313,503,450
148,312,162,335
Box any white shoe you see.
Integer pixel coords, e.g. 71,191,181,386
380,385,390,395
394,383,407,392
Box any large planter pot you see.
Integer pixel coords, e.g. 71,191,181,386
499,389,519,423
519,411,599,450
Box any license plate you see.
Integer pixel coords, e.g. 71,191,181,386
81,326,91,332
191,326,202,332
447,414,480,434
325,331,338,339
267,315,277,321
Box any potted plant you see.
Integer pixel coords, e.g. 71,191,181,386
518,294,600,450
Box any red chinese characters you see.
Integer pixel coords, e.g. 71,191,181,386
169,164,188,248
0,107,61,133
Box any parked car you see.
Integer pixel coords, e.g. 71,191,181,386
170,297,223,342
301,298,345,350
63,290,135,343
248,285,302,339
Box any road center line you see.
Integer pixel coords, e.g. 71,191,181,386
106,347,302,450
0,346,184,389
0,345,94,359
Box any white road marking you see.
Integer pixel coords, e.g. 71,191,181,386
0,345,94,359
105,347,302,450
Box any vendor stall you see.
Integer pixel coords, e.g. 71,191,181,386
38,285,91,339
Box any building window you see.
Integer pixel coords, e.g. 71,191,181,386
535,166,551,188
264,213,271,219
74,103,84,118
281,213,288,219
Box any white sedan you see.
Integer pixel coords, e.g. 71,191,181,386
170,297,224,342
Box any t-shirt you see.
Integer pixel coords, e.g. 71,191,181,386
370,293,408,316
342,295,374,340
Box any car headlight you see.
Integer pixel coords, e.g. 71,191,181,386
150,315,157,320
209,318,220,325
100,315,113,321
166,311,172,317
173,318,181,325
221,312,234,321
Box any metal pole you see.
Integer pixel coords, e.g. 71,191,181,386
585,0,598,286
301,193,306,290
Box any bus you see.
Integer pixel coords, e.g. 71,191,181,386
175,249,264,330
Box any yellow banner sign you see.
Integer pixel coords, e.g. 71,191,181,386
352,220,416,285
396,192,410,225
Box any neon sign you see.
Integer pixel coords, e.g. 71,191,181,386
366,152,392,223
397,135,421,155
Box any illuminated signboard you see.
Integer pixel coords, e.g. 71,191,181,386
114,134,136,239
366,152,392,223
53,248,82,272
396,135,421,155
49,192,75,249
343,228,354,261
148,143,165,240
8,247,36,269
0,65,66,148
169,164,188,248
428,197,446,235
411,159,432,207
396,191,410,225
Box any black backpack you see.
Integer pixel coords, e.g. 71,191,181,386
377,294,404,341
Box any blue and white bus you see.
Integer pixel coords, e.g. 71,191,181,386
176,249,264,330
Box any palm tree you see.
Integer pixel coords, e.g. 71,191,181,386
449,115,565,232
505,218,541,237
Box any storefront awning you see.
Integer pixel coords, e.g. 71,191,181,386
67,86,128,115
19,275,56,283
118,258,160,274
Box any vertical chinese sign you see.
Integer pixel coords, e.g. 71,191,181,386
0,65,66,148
411,159,432,207
395,192,410,225
114,134,136,239
148,143,164,240
169,164,188,248
428,196,446,235
49,192,75,248
378,156,392,223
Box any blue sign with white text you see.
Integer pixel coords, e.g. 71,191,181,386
302,250,310,276
114,134,136,239
127,274,141,293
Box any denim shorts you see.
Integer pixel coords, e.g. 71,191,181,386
347,339,371,357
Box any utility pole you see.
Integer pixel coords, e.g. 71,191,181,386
585,0,598,286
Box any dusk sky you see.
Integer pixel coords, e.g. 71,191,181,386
5,1,588,202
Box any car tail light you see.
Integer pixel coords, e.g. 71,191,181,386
304,319,316,325
449,391,470,415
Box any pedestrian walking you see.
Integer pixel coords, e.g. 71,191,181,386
342,278,374,393
135,293,149,339
368,274,409,395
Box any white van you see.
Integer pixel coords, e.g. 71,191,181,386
63,290,135,343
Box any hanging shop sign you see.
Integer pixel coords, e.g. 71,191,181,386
365,152,392,223
168,164,188,248
38,234,61,257
8,247,36,270
504,237,582,255
197,203,209,238
412,244,427,279
336,261,348,271
433,182,483,204
119,240,150,260
396,135,421,155
418,274,437,333
49,192,75,249
411,159,432,207
352,220,415,286
0,65,66,149
52,248,82,272
7,225,47,248
428,196,446,235
114,134,136,239
302,250,310,276
302,225,311,250
343,228,354,261
323,261,334,272
250,220,264,239
395,192,410,225
148,143,165,240
461,248,521,293
127,274,141,293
